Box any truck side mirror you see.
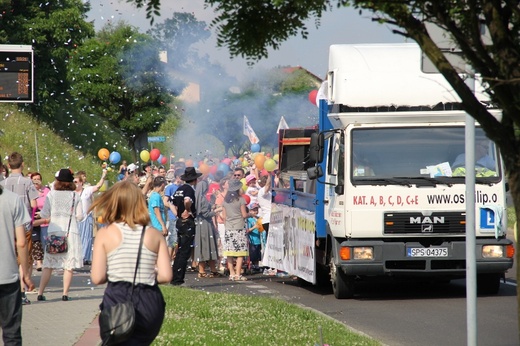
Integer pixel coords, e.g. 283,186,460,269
307,165,323,180
334,184,344,195
309,132,324,164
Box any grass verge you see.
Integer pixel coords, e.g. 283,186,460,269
153,286,380,346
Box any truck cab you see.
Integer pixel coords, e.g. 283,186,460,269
269,43,514,299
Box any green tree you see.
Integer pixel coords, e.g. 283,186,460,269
0,0,95,109
147,12,211,72
68,22,175,161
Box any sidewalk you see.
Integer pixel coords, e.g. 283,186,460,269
3,266,105,346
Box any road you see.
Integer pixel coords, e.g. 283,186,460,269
190,272,517,346
271,277,517,346
189,228,518,345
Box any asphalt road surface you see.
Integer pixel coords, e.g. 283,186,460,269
189,271,518,346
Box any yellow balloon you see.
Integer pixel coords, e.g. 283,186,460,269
99,181,108,192
140,150,150,162
264,158,277,172
273,154,279,162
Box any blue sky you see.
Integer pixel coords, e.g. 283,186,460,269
86,1,407,80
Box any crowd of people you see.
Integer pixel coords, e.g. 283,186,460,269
0,149,279,344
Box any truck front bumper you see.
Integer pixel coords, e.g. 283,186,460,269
338,238,514,277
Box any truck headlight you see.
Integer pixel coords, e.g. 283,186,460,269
353,247,374,260
482,245,505,258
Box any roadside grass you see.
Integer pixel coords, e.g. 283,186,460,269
154,286,380,346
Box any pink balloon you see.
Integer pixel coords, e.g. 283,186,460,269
222,158,232,166
160,156,167,165
210,164,218,175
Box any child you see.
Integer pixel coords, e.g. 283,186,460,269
246,203,266,273
245,174,259,205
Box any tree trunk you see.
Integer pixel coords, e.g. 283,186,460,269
508,169,520,341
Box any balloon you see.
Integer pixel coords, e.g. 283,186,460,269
264,158,277,172
254,153,265,170
308,90,318,105
222,158,231,166
199,163,210,175
109,151,121,164
273,154,279,162
240,178,247,192
158,154,164,163
99,181,108,192
260,169,268,176
243,195,251,205
251,143,261,153
218,163,230,174
266,152,272,158
140,150,150,162
98,148,110,161
242,160,249,168
150,148,161,161
160,156,167,165
185,159,194,167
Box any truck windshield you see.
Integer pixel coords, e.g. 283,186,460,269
351,126,501,185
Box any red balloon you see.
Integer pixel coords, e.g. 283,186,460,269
150,148,161,161
242,195,251,205
209,164,218,175
160,156,167,165
308,90,318,105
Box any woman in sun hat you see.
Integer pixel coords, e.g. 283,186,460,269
221,178,249,281
37,168,84,302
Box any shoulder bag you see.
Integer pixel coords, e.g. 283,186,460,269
45,192,75,254
99,225,146,345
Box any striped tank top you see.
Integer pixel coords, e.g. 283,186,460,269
106,223,157,286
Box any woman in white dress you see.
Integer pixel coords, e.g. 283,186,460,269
37,169,83,301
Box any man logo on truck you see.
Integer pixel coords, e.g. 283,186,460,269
410,216,445,225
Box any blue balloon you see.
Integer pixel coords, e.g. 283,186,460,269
218,163,230,174
109,151,121,164
251,143,261,153
158,154,163,163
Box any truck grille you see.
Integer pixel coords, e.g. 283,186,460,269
384,212,465,234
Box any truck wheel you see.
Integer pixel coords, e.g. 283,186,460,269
477,273,501,295
330,258,354,299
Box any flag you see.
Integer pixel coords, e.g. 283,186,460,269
276,116,289,134
243,115,259,144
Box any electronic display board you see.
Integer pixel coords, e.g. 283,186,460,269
0,45,34,103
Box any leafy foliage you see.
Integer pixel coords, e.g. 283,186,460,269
0,0,95,109
67,23,175,159
147,12,211,72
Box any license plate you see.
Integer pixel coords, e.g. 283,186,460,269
407,247,448,257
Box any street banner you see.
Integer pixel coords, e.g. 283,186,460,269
263,203,316,283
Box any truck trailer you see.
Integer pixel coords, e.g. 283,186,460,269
263,43,514,299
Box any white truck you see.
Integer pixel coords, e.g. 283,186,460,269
264,43,514,298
